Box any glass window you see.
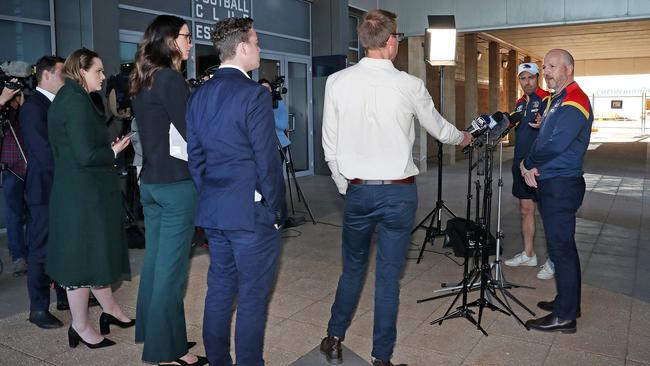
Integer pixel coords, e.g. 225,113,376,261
195,44,220,77
120,42,138,64
119,0,191,17
258,33,310,56
0,0,50,21
119,9,158,33
254,0,309,40
347,50,359,66
349,15,358,49
0,20,51,64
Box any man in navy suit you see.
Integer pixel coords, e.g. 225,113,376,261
187,17,285,366
19,56,67,329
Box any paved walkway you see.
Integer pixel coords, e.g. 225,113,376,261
0,141,648,365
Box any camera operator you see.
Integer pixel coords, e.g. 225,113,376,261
258,78,291,149
0,79,28,277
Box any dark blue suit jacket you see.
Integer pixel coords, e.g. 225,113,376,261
186,67,285,232
19,91,54,206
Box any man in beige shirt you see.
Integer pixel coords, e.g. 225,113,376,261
319,9,471,366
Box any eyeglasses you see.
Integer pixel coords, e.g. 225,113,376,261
178,32,192,43
390,32,405,42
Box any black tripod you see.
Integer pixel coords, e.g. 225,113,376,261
412,140,456,263
482,135,536,317
0,111,27,184
427,132,529,334
0,110,28,273
280,145,315,225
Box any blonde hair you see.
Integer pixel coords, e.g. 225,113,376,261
358,9,397,50
63,48,100,91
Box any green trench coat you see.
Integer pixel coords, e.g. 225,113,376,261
45,78,130,287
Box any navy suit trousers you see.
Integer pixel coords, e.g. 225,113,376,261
26,204,66,311
203,202,280,366
537,176,585,320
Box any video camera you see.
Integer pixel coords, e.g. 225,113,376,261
270,76,287,102
0,61,33,91
188,65,220,90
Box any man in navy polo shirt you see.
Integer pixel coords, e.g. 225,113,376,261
521,49,592,333
504,62,555,281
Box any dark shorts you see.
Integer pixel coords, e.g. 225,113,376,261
512,162,536,200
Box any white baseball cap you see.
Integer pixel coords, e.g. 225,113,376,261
517,62,539,76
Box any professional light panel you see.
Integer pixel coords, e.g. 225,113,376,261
424,15,457,66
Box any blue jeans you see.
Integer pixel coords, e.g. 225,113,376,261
327,183,417,361
2,172,26,261
203,202,281,366
537,176,585,320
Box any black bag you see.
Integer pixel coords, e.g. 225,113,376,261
443,217,500,258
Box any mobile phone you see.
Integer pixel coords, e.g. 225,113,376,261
124,131,137,139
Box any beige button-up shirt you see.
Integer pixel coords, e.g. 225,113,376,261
322,57,464,194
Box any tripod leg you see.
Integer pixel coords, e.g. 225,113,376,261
416,208,439,263
411,209,434,234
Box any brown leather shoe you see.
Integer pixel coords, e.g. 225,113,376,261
372,359,408,366
319,336,342,364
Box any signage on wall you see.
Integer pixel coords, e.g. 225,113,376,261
193,0,252,41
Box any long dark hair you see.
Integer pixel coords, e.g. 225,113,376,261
129,15,186,95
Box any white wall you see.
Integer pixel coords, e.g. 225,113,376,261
379,0,650,35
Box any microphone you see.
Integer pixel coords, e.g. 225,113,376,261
494,111,523,139
464,114,498,138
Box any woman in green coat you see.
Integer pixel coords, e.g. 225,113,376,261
46,48,134,349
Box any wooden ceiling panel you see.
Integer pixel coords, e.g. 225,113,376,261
486,19,650,61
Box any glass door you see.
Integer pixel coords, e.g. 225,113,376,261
256,53,313,176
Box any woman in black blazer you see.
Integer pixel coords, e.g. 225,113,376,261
130,15,206,366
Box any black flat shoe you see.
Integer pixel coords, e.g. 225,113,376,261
157,355,209,366
187,341,196,349
537,300,581,318
29,310,64,329
99,312,135,335
320,336,342,364
525,313,577,333
68,326,116,348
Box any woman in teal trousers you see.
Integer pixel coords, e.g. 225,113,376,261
130,15,206,366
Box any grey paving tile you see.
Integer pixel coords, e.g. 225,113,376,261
544,345,625,366
462,335,550,366
0,344,50,365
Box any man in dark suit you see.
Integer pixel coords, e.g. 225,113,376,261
19,56,67,328
186,17,285,366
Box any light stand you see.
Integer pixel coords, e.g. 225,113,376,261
413,15,458,263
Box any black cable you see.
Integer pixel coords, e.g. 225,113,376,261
406,241,464,266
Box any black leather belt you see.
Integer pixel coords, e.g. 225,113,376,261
349,176,415,185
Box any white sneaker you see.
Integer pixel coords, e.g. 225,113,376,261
536,259,555,280
504,251,538,267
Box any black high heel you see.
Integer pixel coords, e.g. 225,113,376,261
68,326,116,349
99,312,136,335
157,355,209,366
